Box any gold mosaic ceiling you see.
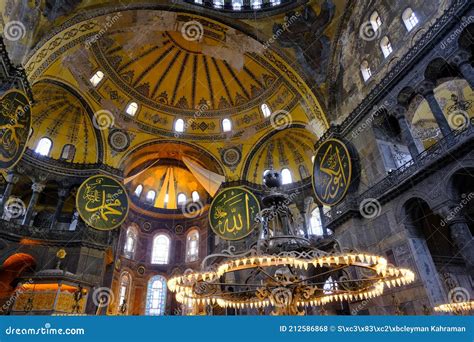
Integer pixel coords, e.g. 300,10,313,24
96,30,277,112
17,6,333,184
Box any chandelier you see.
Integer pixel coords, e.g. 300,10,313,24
168,171,415,315
168,251,414,315
434,301,474,314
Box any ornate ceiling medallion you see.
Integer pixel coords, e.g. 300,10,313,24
312,138,353,206
219,145,242,170
0,90,31,170
209,187,260,241
108,129,130,152
76,175,129,230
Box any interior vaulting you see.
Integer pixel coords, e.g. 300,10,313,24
0,0,472,316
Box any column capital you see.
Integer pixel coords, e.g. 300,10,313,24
416,81,436,96
31,182,45,193
393,105,408,119
5,172,19,184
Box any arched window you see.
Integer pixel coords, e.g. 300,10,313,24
134,184,143,197
380,36,393,58
124,226,137,258
261,103,271,118
89,70,105,87
186,229,199,262
174,119,184,133
263,169,271,181
35,137,52,156
402,8,419,31
309,208,324,236
177,193,186,205
271,0,281,5
194,0,202,4
125,102,138,116
151,234,170,264
146,190,156,204
118,272,131,313
145,275,167,316
251,0,262,9
60,144,75,161
281,168,292,184
232,0,242,10
192,191,200,202
360,60,372,82
369,11,382,32
222,118,232,132
213,0,224,8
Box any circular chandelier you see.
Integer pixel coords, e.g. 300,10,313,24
434,301,474,314
169,171,415,315
168,250,415,315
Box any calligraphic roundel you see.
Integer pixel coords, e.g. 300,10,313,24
76,175,129,230
312,138,352,206
0,90,31,170
209,187,260,241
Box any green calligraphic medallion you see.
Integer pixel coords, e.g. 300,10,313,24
0,90,31,170
312,138,353,206
209,187,260,241
76,175,129,230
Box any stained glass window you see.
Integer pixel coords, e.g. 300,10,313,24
145,275,167,315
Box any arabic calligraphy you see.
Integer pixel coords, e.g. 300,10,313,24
312,139,352,206
76,175,129,230
209,187,260,241
0,90,31,170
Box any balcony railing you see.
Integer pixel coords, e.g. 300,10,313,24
324,122,474,227
0,219,110,246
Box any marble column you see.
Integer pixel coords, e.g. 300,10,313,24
393,105,419,159
417,81,453,141
0,172,19,217
50,188,70,230
22,182,45,226
450,51,474,89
